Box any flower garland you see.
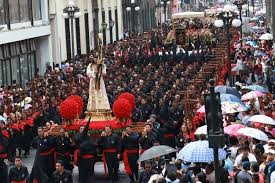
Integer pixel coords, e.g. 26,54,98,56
60,99,79,120
118,92,136,112
112,98,132,119
67,95,84,115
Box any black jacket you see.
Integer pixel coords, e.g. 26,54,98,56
8,166,29,183
51,170,72,183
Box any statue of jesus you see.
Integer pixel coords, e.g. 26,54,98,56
86,57,110,112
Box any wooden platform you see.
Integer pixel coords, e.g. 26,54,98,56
85,110,113,121
47,122,147,136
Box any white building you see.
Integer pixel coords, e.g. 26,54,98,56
0,0,52,87
49,0,124,62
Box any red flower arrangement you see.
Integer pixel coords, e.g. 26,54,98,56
112,98,132,119
67,95,84,114
118,92,136,112
60,99,79,120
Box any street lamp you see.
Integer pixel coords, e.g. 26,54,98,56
214,4,241,87
161,0,170,22
63,0,81,60
109,19,115,43
101,21,108,46
233,0,247,46
101,22,108,30
126,0,140,33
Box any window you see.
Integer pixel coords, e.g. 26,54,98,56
2,59,11,86
19,0,29,22
0,0,4,25
32,0,41,20
20,54,28,86
28,52,35,79
11,56,20,85
9,0,20,23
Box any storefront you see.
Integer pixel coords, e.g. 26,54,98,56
0,39,37,87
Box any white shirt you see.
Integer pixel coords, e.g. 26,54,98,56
234,153,257,167
271,171,275,183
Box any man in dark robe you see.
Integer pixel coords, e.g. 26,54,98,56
98,126,121,182
8,156,29,183
54,128,72,171
74,119,96,183
121,126,139,183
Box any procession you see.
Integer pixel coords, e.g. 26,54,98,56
0,0,275,183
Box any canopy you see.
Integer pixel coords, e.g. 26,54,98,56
172,12,205,19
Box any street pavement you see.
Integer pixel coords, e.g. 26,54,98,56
8,149,131,183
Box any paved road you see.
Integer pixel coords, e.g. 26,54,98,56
8,149,131,183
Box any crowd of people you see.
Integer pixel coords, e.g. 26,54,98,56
0,6,274,183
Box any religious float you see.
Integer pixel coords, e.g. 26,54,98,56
48,34,144,136
165,11,215,47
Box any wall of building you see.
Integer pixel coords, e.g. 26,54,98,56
50,0,124,62
122,0,157,34
0,0,52,86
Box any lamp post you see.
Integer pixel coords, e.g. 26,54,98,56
101,21,107,46
204,79,225,183
160,0,170,23
126,0,140,33
63,0,81,60
109,19,115,43
233,0,247,46
214,4,241,87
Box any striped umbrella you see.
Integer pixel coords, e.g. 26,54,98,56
178,140,227,163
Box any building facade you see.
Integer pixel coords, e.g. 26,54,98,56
122,0,157,34
0,0,52,87
49,0,124,62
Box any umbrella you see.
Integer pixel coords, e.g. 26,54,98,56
248,115,275,125
138,145,176,162
244,85,269,93
245,40,257,47
241,91,264,100
197,105,205,113
220,94,244,105
238,127,269,141
196,101,246,114
259,33,273,40
251,26,262,31
255,10,266,16
194,125,207,135
224,124,245,136
221,101,247,114
215,85,241,98
177,140,227,163
255,51,266,57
